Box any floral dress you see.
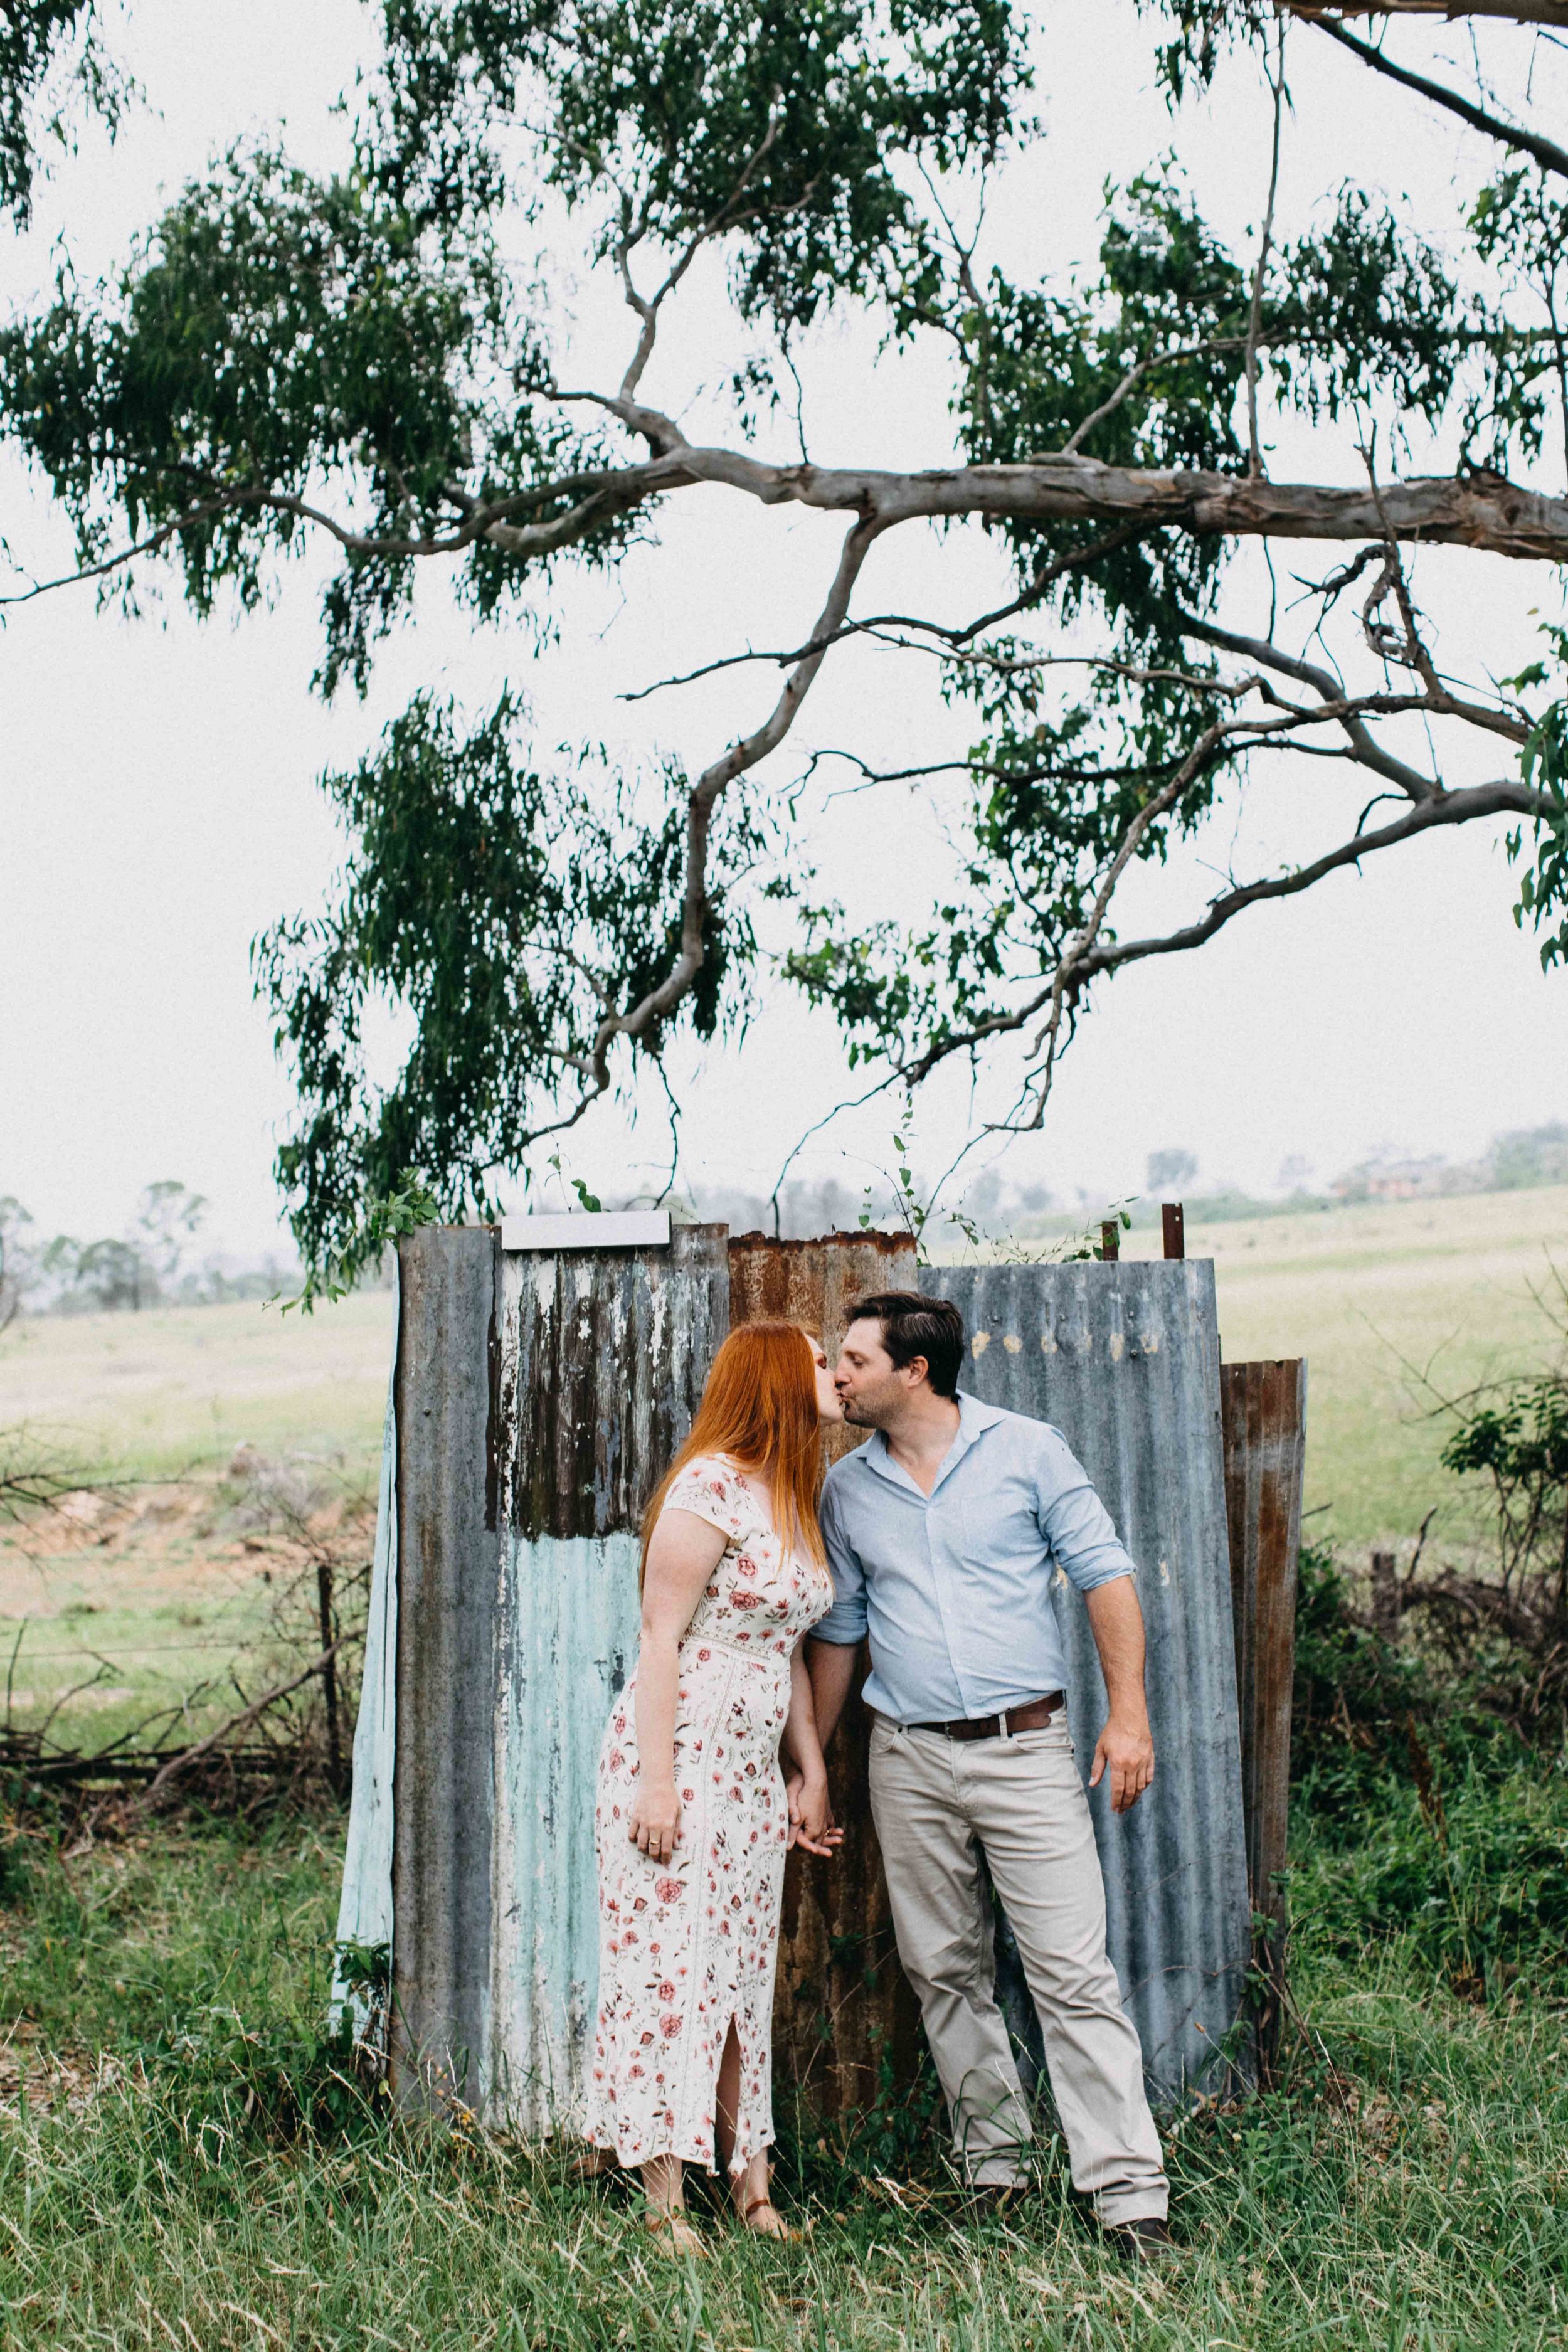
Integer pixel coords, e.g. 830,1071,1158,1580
586,1454,834,2175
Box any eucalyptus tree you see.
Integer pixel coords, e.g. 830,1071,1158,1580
0,3,129,226
3,0,1567,1272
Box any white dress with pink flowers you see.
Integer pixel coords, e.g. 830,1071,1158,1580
586,1454,834,2176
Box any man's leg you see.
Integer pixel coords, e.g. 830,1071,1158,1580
867,1720,1035,2186
960,1719,1168,2227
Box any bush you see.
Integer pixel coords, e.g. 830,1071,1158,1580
1288,1542,1568,2001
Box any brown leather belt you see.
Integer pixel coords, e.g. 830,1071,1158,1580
909,1692,1065,1741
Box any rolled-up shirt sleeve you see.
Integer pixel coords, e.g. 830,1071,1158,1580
1036,1428,1138,1592
812,1478,870,1644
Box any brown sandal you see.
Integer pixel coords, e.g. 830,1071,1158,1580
738,2196,798,2243
644,2208,706,2258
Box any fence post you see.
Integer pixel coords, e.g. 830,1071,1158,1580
1370,1549,1399,1640
1219,1358,1307,2080
1162,1202,1185,1260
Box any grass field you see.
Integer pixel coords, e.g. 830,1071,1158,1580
1,1194,1565,2347
1118,1184,1568,1551
0,1290,395,1485
1,1186,1564,1744
0,1788,1561,2350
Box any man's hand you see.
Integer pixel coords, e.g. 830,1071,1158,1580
1089,1712,1155,1814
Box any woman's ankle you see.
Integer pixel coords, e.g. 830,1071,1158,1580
640,2157,685,2214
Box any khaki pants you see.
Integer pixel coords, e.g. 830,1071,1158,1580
868,1713,1168,2225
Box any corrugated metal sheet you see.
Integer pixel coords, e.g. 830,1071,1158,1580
729,1234,923,2116
331,1262,400,2043
389,1226,501,2116
486,1227,728,2133
352,1228,1271,2134
1222,1357,1307,2072
384,1223,728,2129
924,1260,1252,2100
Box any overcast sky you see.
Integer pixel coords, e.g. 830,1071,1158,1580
2,1,1564,1258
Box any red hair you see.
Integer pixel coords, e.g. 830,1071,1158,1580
642,1321,824,1574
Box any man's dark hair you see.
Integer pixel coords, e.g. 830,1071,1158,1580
845,1291,965,1399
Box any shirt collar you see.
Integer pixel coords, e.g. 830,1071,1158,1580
862,1389,1004,1496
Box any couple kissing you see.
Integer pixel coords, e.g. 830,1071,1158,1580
586,1291,1172,2261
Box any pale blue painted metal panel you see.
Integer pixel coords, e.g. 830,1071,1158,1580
331,1266,400,2041
490,1532,641,2134
477,1226,728,2132
922,1259,1251,2100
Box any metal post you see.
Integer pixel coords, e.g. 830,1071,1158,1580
390,1224,501,2116
1100,1219,1121,1261
1220,1357,1307,2080
1162,1201,1185,1259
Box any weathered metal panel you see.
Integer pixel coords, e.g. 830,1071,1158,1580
728,1232,922,2117
1221,1357,1307,2072
391,1226,501,2114
364,1226,1263,2139
485,1225,729,2133
331,1263,400,2038
923,1260,1252,2102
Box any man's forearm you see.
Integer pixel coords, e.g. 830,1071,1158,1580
1084,1575,1148,1718
1084,1575,1154,1813
805,1636,860,1750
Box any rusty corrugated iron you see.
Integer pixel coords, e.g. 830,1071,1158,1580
358,1226,1279,2137
1221,1357,1307,2073
923,1260,1253,2100
729,1232,923,2118
389,1225,501,2116
386,1222,728,2129
486,1226,728,2131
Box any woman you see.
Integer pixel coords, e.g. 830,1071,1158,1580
586,1321,844,2250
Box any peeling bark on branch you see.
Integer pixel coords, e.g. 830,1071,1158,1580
1287,5,1568,24
15,452,1568,618
625,447,1568,559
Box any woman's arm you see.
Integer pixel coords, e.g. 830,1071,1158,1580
630,1509,728,1865
781,1640,842,1858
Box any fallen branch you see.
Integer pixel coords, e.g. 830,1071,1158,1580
133,1640,343,1814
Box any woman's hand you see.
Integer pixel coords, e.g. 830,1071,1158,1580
787,1769,842,1860
630,1779,681,1863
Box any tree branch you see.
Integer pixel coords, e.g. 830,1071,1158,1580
15,445,1568,615
1177,610,1442,796
1288,5,1568,25
1079,776,1557,977
1308,15,1568,177
586,512,889,1083
899,774,1556,1105
1247,16,1289,479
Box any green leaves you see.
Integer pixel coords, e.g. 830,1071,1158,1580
1504,623,1568,973
0,147,614,693
378,0,1032,332
0,3,131,228
255,692,774,1274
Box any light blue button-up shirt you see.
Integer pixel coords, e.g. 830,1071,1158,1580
813,1391,1137,1724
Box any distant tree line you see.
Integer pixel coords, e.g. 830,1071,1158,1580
0,1182,295,1320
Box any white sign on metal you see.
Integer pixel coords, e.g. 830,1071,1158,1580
499,1210,672,1253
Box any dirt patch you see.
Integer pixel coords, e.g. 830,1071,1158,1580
0,2022,125,2120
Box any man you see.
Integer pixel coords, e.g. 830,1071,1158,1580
805,1290,1172,2258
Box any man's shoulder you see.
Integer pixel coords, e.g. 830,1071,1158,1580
965,1395,1069,1451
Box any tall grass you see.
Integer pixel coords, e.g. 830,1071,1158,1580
0,1790,1564,2351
